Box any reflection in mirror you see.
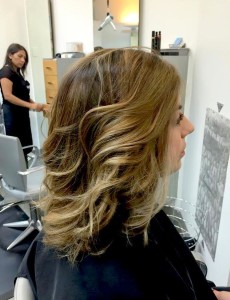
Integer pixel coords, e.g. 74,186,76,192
93,0,139,49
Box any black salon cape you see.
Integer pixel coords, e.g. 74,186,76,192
0,65,32,153
17,210,217,300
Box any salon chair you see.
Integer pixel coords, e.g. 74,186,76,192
0,134,45,250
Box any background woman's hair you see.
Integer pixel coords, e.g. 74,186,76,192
3,43,29,75
39,48,181,263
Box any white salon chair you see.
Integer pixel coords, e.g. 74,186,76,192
0,134,45,250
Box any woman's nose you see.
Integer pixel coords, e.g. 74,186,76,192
182,116,194,137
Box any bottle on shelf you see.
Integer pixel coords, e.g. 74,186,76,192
151,30,161,52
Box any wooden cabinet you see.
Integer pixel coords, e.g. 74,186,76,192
43,58,80,104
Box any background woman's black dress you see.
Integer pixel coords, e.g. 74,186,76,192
0,65,33,156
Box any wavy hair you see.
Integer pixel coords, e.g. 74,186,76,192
3,43,28,76
39,48,181,263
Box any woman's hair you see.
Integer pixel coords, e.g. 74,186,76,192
4,43,28,75
39,48,181,263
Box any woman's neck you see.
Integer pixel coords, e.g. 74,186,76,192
12,65,18,72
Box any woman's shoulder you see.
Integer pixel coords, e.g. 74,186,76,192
0,65,15,80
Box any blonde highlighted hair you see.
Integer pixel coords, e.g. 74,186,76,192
39,48,181,263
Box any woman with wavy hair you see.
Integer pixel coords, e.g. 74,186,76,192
17,48,217,299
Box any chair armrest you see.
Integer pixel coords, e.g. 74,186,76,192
14,277,35,300
18,165,45,176
22,145,38,151
22,145,40,168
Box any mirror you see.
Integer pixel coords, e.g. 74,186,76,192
93,0,140,49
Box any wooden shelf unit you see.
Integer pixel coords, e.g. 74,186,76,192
43,58,80,104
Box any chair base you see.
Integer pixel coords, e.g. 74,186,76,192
4,218,42,251
0,200,29,213
3,220,30,228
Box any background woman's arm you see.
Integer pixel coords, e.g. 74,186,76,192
0,78,43,112
213,290,230,300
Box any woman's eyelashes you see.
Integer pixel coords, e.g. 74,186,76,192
176,112,184,125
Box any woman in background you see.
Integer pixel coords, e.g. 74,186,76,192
0,43,43,160
17,48,218,299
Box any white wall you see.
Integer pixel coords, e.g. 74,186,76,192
25,0,53,147
140,0,230,286
182,0,230,286
139,0,200,50
50,0,94,54
0,0,46,147
0,0,30,65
